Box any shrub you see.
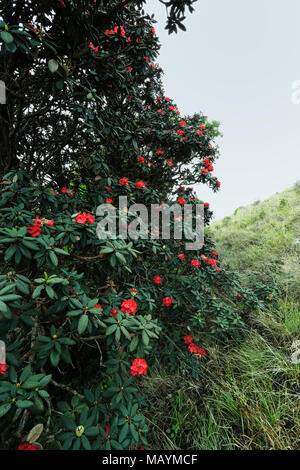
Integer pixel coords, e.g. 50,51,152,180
0,0,274,450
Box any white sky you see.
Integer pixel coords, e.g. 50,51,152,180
147,0,300,220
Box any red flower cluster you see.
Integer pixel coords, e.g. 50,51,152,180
136,180,146,189
163,297,173,307
119,177,129,186
105,198,113,204
120,298,137,315
75,212,94,224
0,362,7,376
130,357,148,376
27,216,54,237
156,149,164,156
185,336,207,358
89,42,99,52
179,120,187,127
177,197,186,206
153,275,162,285
105,26,126,37
190,259,200,268
137,156,145,163
18,443,38,450
165,160,173,167
111,308,118,317
177,129,184,136
61,187,74,197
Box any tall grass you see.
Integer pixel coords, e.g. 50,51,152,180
141,186,300,450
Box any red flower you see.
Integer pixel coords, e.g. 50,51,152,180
188,343,198,354
184,335,193,345
190,259,200,268
105,198,113,204
208,165,214,172
135,180,146,189
179,120,187,127
126,66,132,71
197,347,207,357
130,357,148,376
197,130,204,136
178,253,185,260
217,182,221,187
204,202,210,208
156,149,164,156
61,187,68,194
137,156,145,163
105,424,111,436
201,168,208,174
105,186,112,192
18,443,38,450
208,258,217,267
153,275,162,285
119,177,129,186
177,197,186,206
92,304,102,310
81,213,94,224
177,129,184,136
0,362,7,376
211,251,218,257
27,216,42,237
163,297,173,307
75,212,94,224
157,109,164,114
120,298,137,315
111,308,118,317
203,158,210,166
165,160,173,167
75,212,87,224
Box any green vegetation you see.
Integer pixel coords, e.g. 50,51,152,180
145,185,300,450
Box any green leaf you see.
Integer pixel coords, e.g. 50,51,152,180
16,400,34,408
1,31,14,44
106,324,117,336
50,349,60,367
0,403,11,418
78,314,89,334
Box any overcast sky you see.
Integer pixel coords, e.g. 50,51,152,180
147,0,300,220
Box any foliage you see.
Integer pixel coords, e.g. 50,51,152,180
0,0,275,450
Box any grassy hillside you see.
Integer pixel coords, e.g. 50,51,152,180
145,185,300,450
209,184,300,299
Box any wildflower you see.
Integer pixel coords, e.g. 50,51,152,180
136,180,146,189
163,297,173,307
190,259,200,268
188,343,198,354
184,335,193,345
119,177,129,186
130,358,148,376
111,308,118,317
153,275,162,285
177,197,186,206
18,443,38,450
120,298,137,315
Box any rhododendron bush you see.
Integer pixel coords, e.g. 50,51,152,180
0,0,277,450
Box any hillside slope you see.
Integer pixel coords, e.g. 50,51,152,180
209,184,300,298
146,185,300,450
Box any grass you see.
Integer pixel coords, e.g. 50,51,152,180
142,184,300,450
